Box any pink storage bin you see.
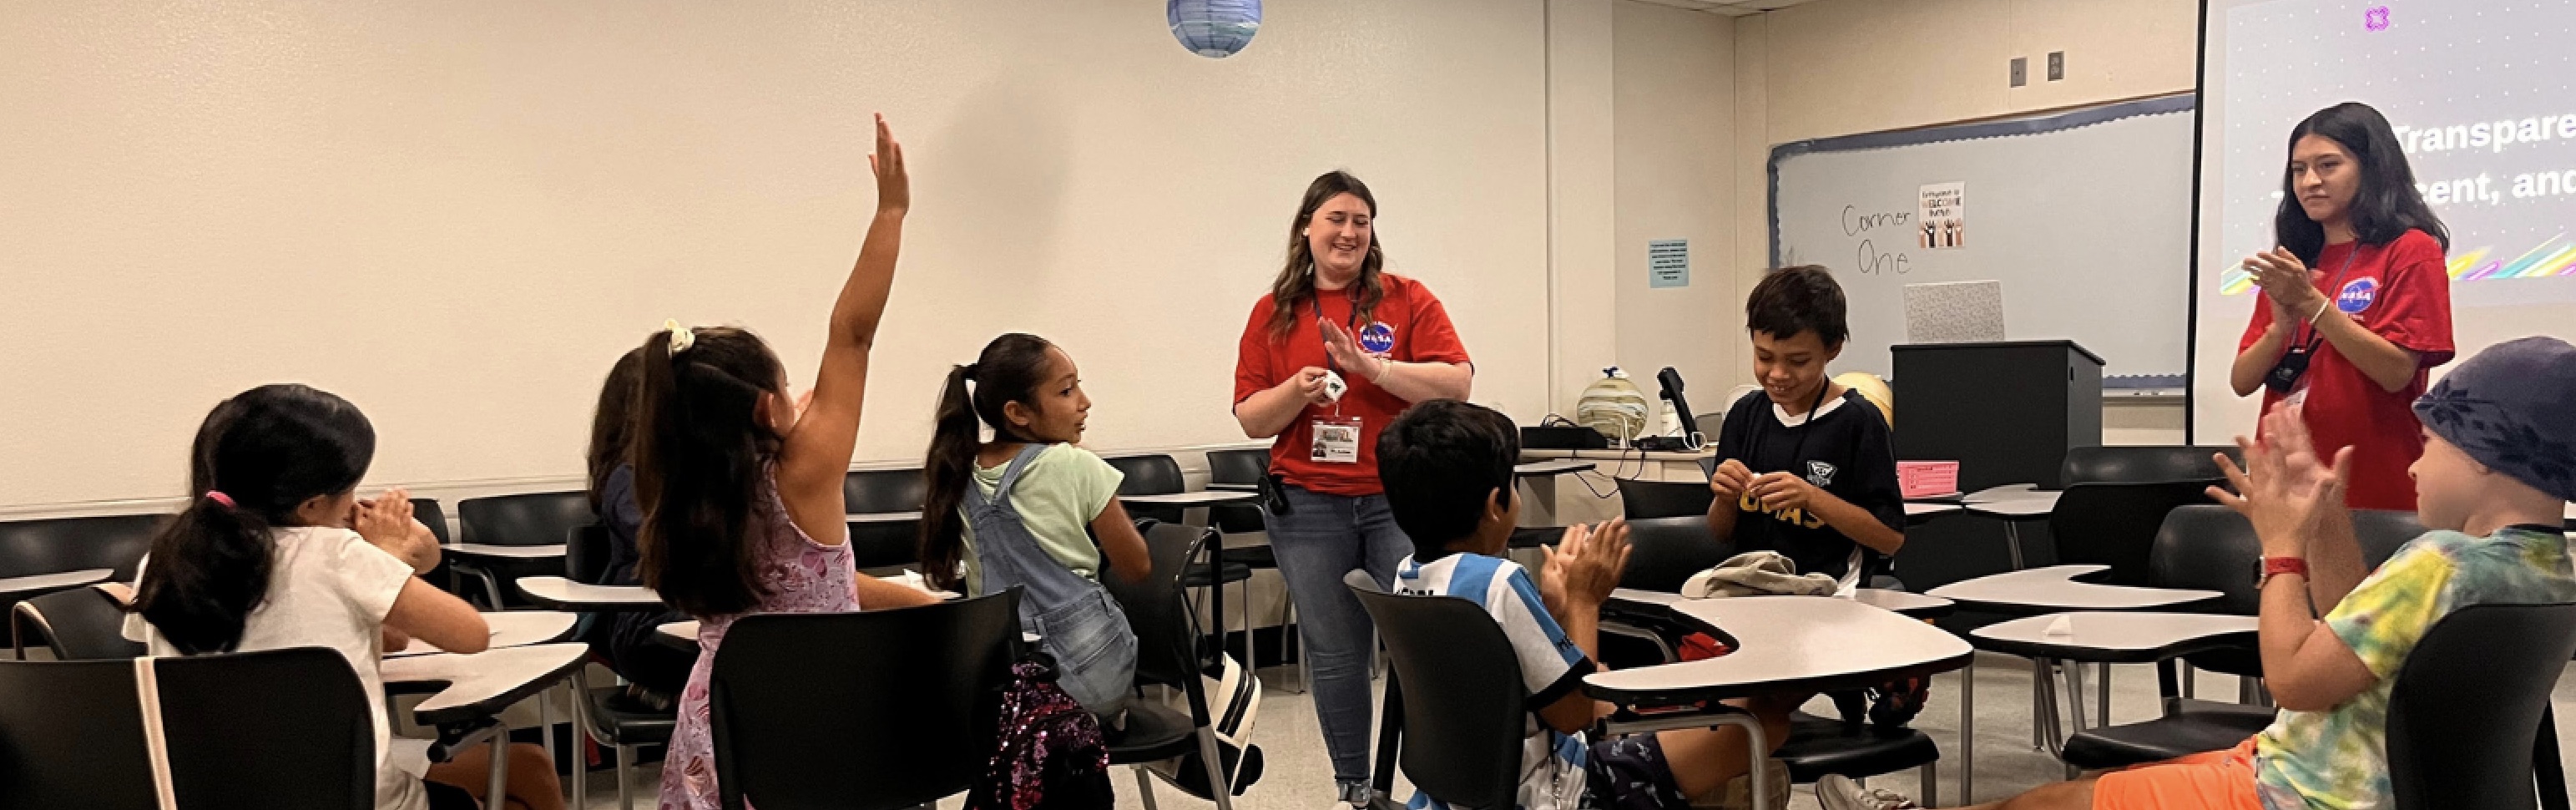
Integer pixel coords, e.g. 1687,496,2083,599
1898,461,1961,499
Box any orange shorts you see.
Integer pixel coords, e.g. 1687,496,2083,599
2090,738,2265,810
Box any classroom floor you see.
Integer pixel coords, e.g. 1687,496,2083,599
573,653,2576,809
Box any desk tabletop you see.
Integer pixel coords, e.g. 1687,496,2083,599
1959,489,2061,518
0,569,114,600
1905,503,1963,518
1121,490,1262,506
514,576,662,611
381,642,588,726
445,544,568,560
1608,588,1953,620
1584,596,1971,704
847,511,923,524
1515,460,1597,477
1927,565,2219,613
386,611,578,658
1970,611,2257,663
1523,448,1715,463
656,620,697,651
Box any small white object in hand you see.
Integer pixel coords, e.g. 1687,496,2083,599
1320,370,1349,401
2044,615,2075,638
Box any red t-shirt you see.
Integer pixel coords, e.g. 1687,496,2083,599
2237,229,2455,511
1234,274,1472,496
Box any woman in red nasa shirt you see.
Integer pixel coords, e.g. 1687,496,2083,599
1232,170,1472,807
2231,102,2454,511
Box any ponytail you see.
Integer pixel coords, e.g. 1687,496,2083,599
133,384,374,655
917,363,983,592
915,334,1061,593
631,326,789,618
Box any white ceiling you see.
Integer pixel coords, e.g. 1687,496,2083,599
1625,0,1819,16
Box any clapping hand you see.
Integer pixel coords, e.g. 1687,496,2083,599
2209,402,2351,559
1543,517,1634,613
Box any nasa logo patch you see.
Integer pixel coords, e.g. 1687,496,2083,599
1358,321,1397,354
2336,278,2378,315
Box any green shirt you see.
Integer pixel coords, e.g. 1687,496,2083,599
960,443,1125,597
2253,525,2576,810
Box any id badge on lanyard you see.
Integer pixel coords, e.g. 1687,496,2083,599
1307,295,1368,464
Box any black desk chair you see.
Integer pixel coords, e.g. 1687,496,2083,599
2168,509,2425,691
2058,506,2279,769
558,519,679,810
13,584,143,660
708,591,1020,810
2048,480,2219,588
1,513,165,656
412,498,470,602
0,657,159,808
1619,478,1716,520
1204,448,1293,690
1109,455,1250,673
156,647,376,809
2387,602,2576,810
845,468,927,575
1347,571,1528,810
1599,516,1734,668
2061,446,2242,486
1103,521,1250,809
456,491,592,610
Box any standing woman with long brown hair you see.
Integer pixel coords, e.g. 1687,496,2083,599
1232,170,1473,807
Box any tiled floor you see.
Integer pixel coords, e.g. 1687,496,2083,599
574,655,2576,809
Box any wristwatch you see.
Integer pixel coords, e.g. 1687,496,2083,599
2256,556,2309,589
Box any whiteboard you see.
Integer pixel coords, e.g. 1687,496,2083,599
1769,96,2197,380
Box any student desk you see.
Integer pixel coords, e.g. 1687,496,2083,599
1942,485,2062,569
443,543,568,561
1968,611,2260,792
847,511,922,524
1606,588,1956,621
384,610,579,658
0,568,112,601
382,642,588,807
1583,596,1972,810
1513,459,1599,529
1925,564,2217,614
1122,489,1262,531
514,576,662,612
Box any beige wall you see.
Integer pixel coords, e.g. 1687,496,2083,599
3,0,1578,510
1610,2,1738,408
1726,0,2200,428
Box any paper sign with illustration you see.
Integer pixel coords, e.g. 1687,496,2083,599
1917,182,1965,249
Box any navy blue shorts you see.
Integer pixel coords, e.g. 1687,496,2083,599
1586,734,1688,810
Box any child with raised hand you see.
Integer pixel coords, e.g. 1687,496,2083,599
1813,337,2576,810
1375,398,1631,810
635,114,936,810
126,383,562,810
917,332,1153,718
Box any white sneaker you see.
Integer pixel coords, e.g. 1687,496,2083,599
1814,774,1920,810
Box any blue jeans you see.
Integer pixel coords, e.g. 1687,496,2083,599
1265,484,1412,785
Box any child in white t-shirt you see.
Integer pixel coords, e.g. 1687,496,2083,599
126,383,561,810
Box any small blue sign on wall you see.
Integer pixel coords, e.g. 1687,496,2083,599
1649,239,1690,288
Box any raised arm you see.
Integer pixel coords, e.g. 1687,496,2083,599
777,114,911,543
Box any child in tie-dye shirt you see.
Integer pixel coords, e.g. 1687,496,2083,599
1814,337,2576,810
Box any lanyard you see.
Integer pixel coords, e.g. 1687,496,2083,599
2294,246,2364,352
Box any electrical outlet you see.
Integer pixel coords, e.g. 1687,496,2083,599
2010,57,2028,87
2048,51,2065,81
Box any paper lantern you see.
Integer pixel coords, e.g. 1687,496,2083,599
1169,0,1261,58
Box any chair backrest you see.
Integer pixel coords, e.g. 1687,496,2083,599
843,468,927,515
456,491,593,547
154,647,375,810
0,658,157,809
1347,570,1528,810
17,585,144,660
1619,478,1716,520
566,523,614,585
0,513,168,582
2146,505,2261,614
1103,520,1215,689
2386,602,2576,810
1206,448,1271,486
409,498,452,545
1619,515,1734,593
1104,454,1186,497
2351,509,2429,570
2062,445,2242,485
709,591,1020,810
2049,480,2219,586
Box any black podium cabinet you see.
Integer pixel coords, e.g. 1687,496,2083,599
1891,340,2104,492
